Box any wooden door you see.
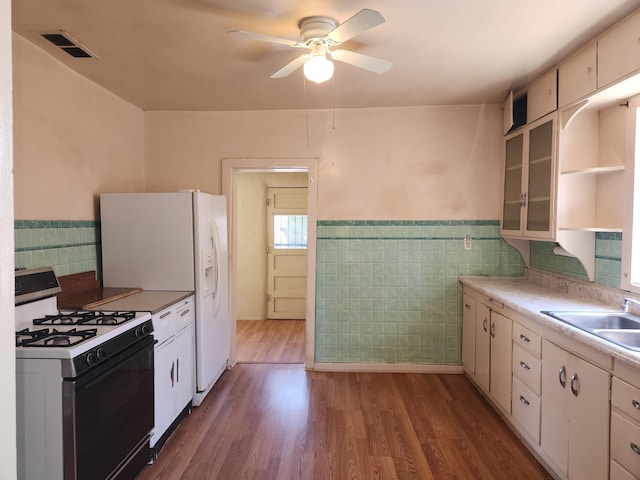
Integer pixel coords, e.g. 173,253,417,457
267,187,308,319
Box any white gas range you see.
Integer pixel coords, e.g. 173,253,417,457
15,267,155,480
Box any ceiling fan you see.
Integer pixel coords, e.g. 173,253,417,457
229,8,393,83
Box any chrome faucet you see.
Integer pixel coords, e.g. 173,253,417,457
622,297,640,313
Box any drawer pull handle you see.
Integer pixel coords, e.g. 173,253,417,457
159,311,172,319
570,374,579,397
482,318,488,333
464,303,471,309
519,361,530,370
633,400,640,410
631,443,640,456
558,366,567,389
519,334,531,343
519,395,530,406
490,323,495,338
180,309,191,316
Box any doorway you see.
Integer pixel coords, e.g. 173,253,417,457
221,158,318,369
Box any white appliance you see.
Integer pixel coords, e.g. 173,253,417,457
100,191,229,406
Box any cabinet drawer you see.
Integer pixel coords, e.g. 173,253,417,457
512,376,541,445
613,377,640,424
153,306,176,344
612,412,640,477
176,297,195,333
512,344,541,395
558,42,597,107
513,322,541,357
611,460,638,480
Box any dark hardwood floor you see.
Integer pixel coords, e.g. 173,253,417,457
236,319,305,364
136,363,552,480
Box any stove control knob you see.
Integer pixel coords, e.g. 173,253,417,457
141,324,151,335
134,326,142,338
96,348,106,360
86,352,96,365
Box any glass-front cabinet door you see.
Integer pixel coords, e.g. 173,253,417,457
525,114,556,238
500,112,556,240
502,132,525,234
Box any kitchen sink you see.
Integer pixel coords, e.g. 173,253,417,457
541,311,640,351
591,329,640,351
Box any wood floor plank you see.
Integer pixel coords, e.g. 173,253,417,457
137,363,553,480
236,319,305,363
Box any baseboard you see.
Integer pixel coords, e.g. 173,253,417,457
309,363,464,374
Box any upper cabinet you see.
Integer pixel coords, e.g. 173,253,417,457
558,42,597,108
527,70,557,124
501,112,556,240
598,9,640,89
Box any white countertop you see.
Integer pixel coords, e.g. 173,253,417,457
459,275,640,370
89,290,193,314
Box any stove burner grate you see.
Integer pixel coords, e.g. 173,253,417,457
16,327,98,347
33,310,137,326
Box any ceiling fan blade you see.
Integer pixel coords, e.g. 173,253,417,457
271,54,309,78
331,49,393,74
229,30,306,48
326,9,385,44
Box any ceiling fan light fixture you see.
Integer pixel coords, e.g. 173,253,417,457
303,55,334,83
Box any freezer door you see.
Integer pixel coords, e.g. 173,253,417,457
101,193,195,290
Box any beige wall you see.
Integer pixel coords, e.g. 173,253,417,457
236,172,308,320
144,105,503,220
1,0,15,477
12,34,145,220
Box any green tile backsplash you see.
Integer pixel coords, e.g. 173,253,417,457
315,220,525,365
530,233,622,288
14,220,100,277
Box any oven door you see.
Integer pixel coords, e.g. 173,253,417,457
63,335,154,480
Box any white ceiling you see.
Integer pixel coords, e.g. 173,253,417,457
11,0,640,111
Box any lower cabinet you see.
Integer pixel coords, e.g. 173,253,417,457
540,339,610,480
461,288,512,414
151,296,195,454
611,376,640,479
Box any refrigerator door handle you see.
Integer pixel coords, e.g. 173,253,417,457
210,219,221,315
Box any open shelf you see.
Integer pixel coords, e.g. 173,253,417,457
561,165,624,176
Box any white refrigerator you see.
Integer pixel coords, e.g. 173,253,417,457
99,191,229,406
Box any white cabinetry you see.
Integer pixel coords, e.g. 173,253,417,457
501,112,556,240
511,322,542,444
541,339,610,480
558,42,597,107
611,369,640,479
462,288,512,414
527,70,557,123
598,9,640,89
151,296,195,453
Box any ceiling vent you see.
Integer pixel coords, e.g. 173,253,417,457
40,31,98,59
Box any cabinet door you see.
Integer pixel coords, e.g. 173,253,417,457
524,114,555,238
598,10,640,88
462,294,476,375
490,311,512,413
475,302,491,393
174,324,194,412
502,132,525,235
568,354,610,480
558,42,597,107
152,339,176,448
527,69,557,123
541,340,570,476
